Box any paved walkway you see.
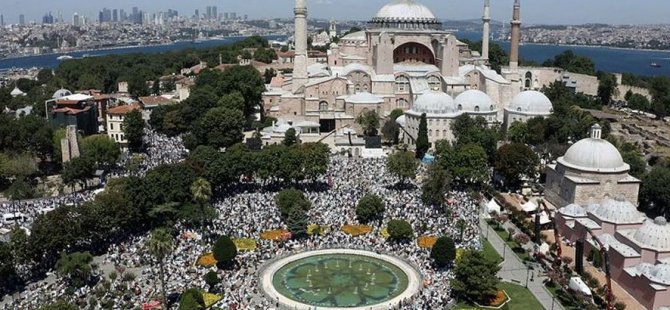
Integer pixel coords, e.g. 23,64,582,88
480,219,564,310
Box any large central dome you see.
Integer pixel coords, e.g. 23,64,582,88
375,0,436,20
369,0,442,30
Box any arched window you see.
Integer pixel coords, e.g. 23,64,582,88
429,129,433,137
457,104,463,111
443,129,447,137
396,98,409,108
427,76,441,91
319,101,329,111
355,84,361,93
474,106,480,112
395,76,410,93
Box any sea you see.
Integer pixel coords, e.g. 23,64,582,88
1,32,669,77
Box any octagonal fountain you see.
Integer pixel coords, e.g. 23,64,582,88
259,249,422,309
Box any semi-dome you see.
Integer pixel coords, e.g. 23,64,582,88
455,90,496,113
646,263,670,285
369,0,442,30
589,198,644,224
559,204,587,218
375,0,436,20
632,217,670,250
411,91,458,115
346,92,383,104
52,88,72,99
508,91,553,114
559,137,627,173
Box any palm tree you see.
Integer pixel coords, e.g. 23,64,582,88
146,228,173,309
190,178,213,233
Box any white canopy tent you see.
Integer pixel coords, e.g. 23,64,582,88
522,200,539,213
487,199,501,214
569,277,592,296
538,211,551,225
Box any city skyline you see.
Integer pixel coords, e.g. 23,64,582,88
1,0,670,25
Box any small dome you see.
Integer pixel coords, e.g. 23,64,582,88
632,217,670,250
375,0,436,20
646,264,670,285
559,204,587,217
589,198,644,224
411,91,458,115
340,31,366,41
560,138,627,173
508,91,553,114
346,92,383,104
395,115,407,126
455,90,496,113
52,88,72,99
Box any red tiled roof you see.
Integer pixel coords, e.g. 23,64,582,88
52,106,91,115
107,104,140,115
139,96,172,107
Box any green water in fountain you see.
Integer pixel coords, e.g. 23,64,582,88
272,253,409,308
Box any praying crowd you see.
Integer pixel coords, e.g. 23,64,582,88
1,130,484,310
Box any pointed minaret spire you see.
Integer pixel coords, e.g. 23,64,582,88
292,0,309,92
509,0,521,71
482,0,491,60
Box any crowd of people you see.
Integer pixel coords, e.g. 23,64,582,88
1,131,485,310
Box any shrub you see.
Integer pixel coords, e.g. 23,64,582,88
179,288,205,310
387,219,414,240
355,194,385,224
204,271,220,292
212,236,237,267
430,236,456,267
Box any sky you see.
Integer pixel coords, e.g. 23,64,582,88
1,0,669,25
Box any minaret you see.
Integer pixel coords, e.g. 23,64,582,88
509,0,521,71
482,0,491,60
292,0,309,93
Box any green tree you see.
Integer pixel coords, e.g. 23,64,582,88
218,91,245,112
356,110,380,136
495,143,540,189
639,166,670,217
542,50,596,75
37,69,54,85
287,207,309,238
195,107,245,149
217,65,266,119
452,250,501,304
179,288,205,310
506,121,528,144
204,271,220,292
275,188,311,219
355,194,386,224
386,150,417,185
430,236,456,267
55,251,94,288
190,178,213,231
301,142,330,181
451,114,499,162
627,93,651,112
597,72,618,106
416,113,430,159
128,75,149,98
421,163,451,208
282,128,298,146
622,151,646,179
382,109,404,145
0,242,20,294
436,142,489,188
123,109,145,151
650,76,670,119
80,135,120,168
387,219,414,241
146,228,174,309
61,156,95,189
212,235,237,268
152,77,161,95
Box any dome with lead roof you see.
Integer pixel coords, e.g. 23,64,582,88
369,0,442,30
455,90,497,113
632,217,670,250
410,91,458,116
507,91,553,115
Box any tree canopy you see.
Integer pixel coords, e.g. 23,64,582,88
495,143,540,189
452,250,501,304
386,150,417,185
431,236,456,267
356,194,386,224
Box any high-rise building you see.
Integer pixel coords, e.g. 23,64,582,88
206,6,212,19
112,9,118,22
212,6,218,20
42,12,54,24
73,12,80,27
223,12,229,20
244,14,248,21
194,9,199,20
230,12,237,20
120,9,126,22
1,14,4,26
19,14,25,25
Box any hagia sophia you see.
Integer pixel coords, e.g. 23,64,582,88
259,0,670,309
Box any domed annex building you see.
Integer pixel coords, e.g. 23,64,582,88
503,90,554,129
262,0,532,145
545,124,641,207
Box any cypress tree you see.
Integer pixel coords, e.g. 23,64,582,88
416,113,429,159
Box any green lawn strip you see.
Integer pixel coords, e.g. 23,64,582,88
482,238,503,264
544,283,583,310
453,282,543,310
493,228,530,261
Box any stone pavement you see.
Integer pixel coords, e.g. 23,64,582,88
480,218,564,310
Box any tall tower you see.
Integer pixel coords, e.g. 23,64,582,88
292,0,309,93
509,0,521,71
329,19,337,39
482,0,491,60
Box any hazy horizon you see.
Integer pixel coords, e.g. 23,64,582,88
1,0,669,26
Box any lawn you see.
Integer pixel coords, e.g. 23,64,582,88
482,238,503,264
454,282,544,310
545,283,582,310
493,228,531,261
